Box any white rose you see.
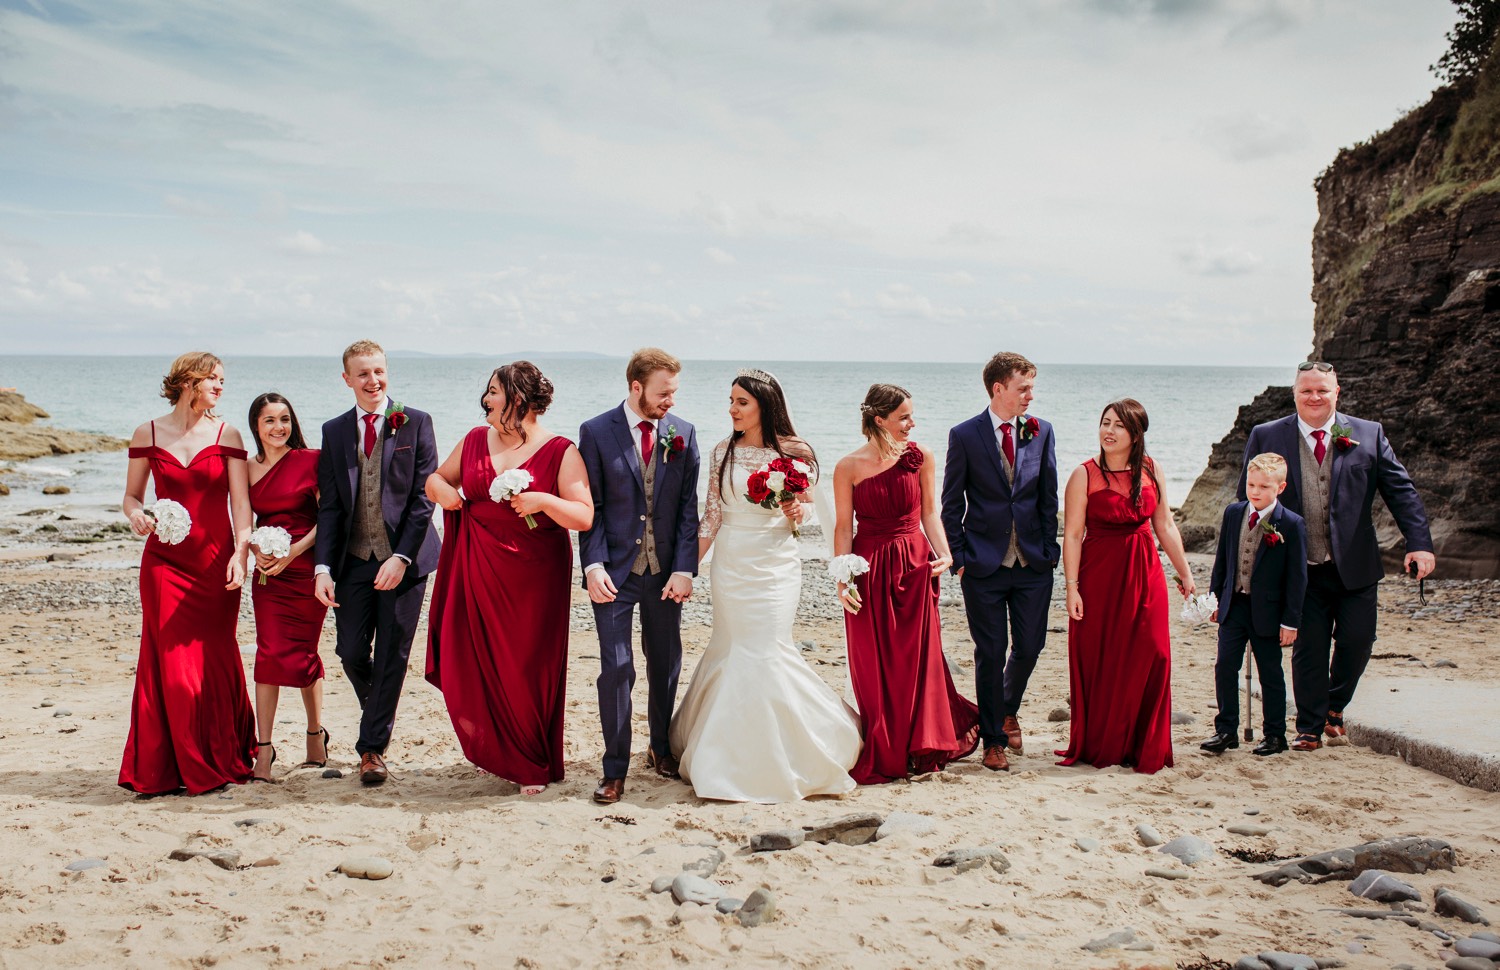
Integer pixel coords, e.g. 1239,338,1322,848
792,459,811,474
766,471,786,491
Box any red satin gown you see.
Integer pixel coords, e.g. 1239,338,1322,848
249,448,327,687
1057,458,1174,774
845,443,980,783
426,430,574,787
119,422,257,794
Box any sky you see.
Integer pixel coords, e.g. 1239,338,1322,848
0,0,1459,364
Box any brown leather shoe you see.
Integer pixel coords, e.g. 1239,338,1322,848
1324,710,1350,747
359,751,388,785
593,777,625,804
1003,715,1024,754
982,744,1010,772
645,748,681,779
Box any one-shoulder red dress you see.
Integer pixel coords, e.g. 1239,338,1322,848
249,448,327,687
119,422,257,794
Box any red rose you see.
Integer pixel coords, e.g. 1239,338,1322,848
898,445,923,471
746,470,771,504
1335,437,1355,451
785,471,810,493
389,412,407,430
1263,531,1282,547
670,436,685,453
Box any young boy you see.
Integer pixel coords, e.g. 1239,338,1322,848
1200,453,1308,756
314,340,440,784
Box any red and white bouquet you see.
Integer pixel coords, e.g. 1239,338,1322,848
745,456,813,537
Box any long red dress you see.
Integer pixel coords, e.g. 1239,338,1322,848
425,430,574,787
249,448,327,687
119,422,257,794
1057,458,1174,774
845,443,980,783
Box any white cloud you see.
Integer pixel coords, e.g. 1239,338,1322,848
278,230,332,256
1179,240,1263,277
705,246,737,265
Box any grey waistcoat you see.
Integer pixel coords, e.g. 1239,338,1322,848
1297,434,1332,565
349,431,392,562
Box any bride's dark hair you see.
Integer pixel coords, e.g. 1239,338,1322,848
715,371,817,501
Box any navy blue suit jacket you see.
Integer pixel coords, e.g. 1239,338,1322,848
1210,501,1309,638
315,405,441,581
941,411,1059,578
1240,413,1432,589
577,406,701,589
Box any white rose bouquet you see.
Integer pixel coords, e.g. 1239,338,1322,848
145,499,192,546
1180,591,1219,625
828,553,871,612
490,468,538,528
249,525,293,585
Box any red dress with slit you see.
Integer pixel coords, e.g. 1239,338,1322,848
119,422,257,794
1056,458,1174,774
249,447,327,687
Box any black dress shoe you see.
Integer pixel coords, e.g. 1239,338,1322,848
1198,733,1240,754
1252,735,1289,756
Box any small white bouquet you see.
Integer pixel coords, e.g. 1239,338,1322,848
828,553,871,611
1180,591,1219,625
490,468,537,528
249,525,293,585
145,499,191,545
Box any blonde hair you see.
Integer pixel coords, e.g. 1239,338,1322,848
626,347,681,387
161,351,223,413
1247,452,1288,483
342,339,385,372
859,383,911,457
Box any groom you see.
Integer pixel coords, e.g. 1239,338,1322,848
942,352,1059,772
579,348,701,805
314,339,440,785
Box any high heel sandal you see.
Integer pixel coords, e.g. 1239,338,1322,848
298,727,331,768
252,741,276,782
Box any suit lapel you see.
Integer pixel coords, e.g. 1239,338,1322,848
1227,503,1245,594
976,412,1009,492
380,407,398,487
343,408,361,501
1280,415,1303,499
611,407,646,495
1328,411,1350,499
1250,503,1276,577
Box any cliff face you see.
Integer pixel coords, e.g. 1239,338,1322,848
1180,54,1500,578
0,391,126,464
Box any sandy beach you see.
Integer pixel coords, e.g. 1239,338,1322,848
2,514,1498,969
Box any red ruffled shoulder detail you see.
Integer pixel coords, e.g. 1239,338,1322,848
898,442,923,471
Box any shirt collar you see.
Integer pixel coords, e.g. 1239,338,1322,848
622,399,654,429
360,397,389,420
1248,499,1278,521
988,408,1020,432
1296,414,1335,438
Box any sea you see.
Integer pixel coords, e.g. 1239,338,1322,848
0,356,1285,521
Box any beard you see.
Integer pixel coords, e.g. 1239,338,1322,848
634,393,669,420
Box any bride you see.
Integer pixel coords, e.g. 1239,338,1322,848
668,368,861,802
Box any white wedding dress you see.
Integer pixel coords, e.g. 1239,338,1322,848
669,441,860,803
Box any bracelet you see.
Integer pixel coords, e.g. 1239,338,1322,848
1065,580,1078,587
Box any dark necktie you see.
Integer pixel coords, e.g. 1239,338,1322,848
363,413,377,458
1000,421,1015,467
638,420,653,467
1249,510,1260,530
1312,429,1327,466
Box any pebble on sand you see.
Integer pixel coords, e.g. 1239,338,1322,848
322,768,343,779
1349,869,1421,903
1157,835,1215,866
168,847,241,871
338,857,394,880
750,829,804,852
1435,887,1490,925
64,858,108,872
1081,927,1137,952
738,888,777,928
1135,824,1165,847
1047,708,1070,722
932,847,1010,875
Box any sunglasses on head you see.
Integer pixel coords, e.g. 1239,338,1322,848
1297,361,1334,372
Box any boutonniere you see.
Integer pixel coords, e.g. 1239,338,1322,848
1331,422,1358,451
659,423,686,463
1260,517,1284,547
384,401,407,434
1018,415,1041,443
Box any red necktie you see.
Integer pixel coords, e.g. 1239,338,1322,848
1249,510,1260,529
1312,429,1326,466
363,413,377,458
1000,422,1015,467
638,420,653,467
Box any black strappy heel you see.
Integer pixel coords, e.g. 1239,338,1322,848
252,741,276,782
298,727,330,768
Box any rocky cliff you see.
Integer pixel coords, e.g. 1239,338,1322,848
0,391,126,466
1180,46,1500,578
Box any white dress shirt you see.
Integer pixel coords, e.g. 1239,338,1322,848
1296,414,1336,454
988,407,1022,454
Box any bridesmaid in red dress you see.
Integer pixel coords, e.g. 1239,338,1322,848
1057,399,1196,774
833,384,980,784
424,362,594,796
246,392,329,781
120,352,257,795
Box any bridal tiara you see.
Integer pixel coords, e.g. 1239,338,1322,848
736,367,779,385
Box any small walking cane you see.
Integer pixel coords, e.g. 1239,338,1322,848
1242,651,1255,742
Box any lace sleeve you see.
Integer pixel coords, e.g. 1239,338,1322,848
698,439,728,540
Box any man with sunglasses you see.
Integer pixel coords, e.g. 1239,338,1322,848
1239,361,1434,752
